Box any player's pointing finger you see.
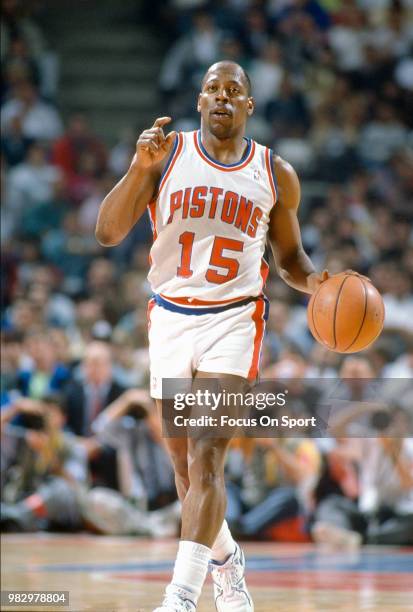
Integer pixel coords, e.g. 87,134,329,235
153,116,172,128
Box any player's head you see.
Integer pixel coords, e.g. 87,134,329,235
197,61,254,138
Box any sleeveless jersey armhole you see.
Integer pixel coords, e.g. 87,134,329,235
265,147,278,207
156,132,184,197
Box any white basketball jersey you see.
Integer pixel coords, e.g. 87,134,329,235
147,130,277,306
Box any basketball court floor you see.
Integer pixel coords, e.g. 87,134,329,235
2,535,412,611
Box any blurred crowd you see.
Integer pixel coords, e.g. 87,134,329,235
1,0,412,544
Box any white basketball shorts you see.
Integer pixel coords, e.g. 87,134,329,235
147,295,269,399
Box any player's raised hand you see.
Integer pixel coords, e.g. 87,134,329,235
134,117,176,168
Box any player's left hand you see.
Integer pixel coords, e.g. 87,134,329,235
307,269,329,293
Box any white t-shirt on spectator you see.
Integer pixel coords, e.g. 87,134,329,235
1,98,63,141
383,294,413,333
8,161,61,206
328,26,367,71
249,59,283,108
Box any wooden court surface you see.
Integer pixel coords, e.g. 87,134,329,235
1,535,412,611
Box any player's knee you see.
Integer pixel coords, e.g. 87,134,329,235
189,441,226,490
197,468,225,491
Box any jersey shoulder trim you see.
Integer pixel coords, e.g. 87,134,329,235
264,147,278,206
157,132,184,196
193,130,256,172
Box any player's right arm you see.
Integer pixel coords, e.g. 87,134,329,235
95,117,176,246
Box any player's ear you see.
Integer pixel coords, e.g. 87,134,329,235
247,97,255,117
197,93,202,113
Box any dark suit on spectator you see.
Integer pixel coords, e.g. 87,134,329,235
63,378,126,490
63,378,125,437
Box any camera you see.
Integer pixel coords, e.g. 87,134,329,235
369,410,393,431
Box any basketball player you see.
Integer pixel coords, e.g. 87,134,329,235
96,61,328,612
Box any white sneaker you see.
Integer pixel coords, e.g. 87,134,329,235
153,585,196,612
210,544,254,611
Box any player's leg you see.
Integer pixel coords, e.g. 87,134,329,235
187,372,253,612
180,371,243,548
153,301,262,610
154,372,242,611
156,399,189,502
192,298,265,612
156,432,232,611
156,372,252,612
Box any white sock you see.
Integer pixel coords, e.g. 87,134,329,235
168,540,210,603
211,520,236,564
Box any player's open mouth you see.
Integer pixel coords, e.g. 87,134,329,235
211,109,232,118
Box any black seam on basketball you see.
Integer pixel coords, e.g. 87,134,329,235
343,278,368,352
333,275,350,350
311,290,323,343
362,298,385,349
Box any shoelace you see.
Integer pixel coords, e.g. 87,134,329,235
214,564,240,598
162,592,194,611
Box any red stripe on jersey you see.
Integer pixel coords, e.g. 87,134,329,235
260,258,269,291
158,132,184,195
248,299,266,380
159,293,249,307
194,131,256,172
265,148,277,205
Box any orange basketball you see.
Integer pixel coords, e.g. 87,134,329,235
307,272,385,353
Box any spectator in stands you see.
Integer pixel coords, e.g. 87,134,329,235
312,403,413,548
249,40,284,111
1,394,88,532
64,341,123,437
159,11,222,113
383,341,413,378
2,37,39,98
109,127,135,179
358,103,408,165
65,150,101,206
264,299,311,361
51,113,107,181
327,5,367,73
266,74,310,134
226,437,320,538
0,394,179,536
17,330,70,400
1,331,25,403
1,114,33,167
41,211,101,282
1,0,45,64
22,265,76,329
5,141,58,204
5,142,62,238
242,7,269,58
19,176,69,241
63,341,125,490
92,387,175,510
2,299,41,337
78,175,116,234
1,80,63,141
382,267,413,334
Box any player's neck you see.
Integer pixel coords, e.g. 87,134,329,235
200,126,247,165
